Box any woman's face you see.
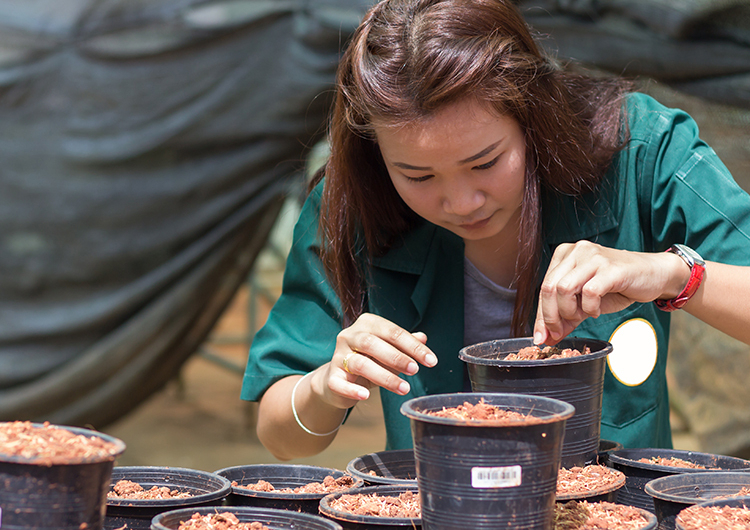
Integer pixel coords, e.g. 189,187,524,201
374,98,526,249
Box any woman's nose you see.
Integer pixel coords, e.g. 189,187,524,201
443,185,484,216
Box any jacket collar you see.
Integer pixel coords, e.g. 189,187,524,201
541,177,619,251
370,221,463,326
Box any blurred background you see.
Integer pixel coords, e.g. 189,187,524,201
1,0,749,473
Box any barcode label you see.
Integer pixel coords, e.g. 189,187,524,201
471,465,522,488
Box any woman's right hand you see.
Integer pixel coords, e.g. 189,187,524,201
321,313,438,409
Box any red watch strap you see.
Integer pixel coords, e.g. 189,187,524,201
654,254,705,312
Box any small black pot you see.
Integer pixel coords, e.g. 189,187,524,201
645,471,750,530
151,505,343,530
608,448,750,514
0,422,126,530
214,464,362,514
459,337,612,468
105,466,232,530
675,496,750,530
346,450,417,486
319,484,421,530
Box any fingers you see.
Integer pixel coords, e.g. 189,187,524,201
536,243,586,343
536,241,626,343
329,314,437,401
536,242,664,344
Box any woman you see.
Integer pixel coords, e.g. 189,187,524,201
241,0,750,460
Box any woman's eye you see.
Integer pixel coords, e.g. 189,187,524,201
473,155,500,171
405,174,434,183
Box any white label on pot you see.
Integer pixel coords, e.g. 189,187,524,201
471,465,522,488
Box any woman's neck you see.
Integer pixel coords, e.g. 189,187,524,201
463,222,520,289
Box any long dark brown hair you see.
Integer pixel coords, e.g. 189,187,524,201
312,0,630,334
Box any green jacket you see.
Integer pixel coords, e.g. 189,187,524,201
242,93,750,450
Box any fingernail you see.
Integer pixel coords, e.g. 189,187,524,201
398,381,410,395
358,388,370,400
424,353,438,367
533,331,543,345
406,361,418,375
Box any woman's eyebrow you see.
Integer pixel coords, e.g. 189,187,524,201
459,140,502,164
390,139,503,171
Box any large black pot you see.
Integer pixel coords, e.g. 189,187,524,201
401,392,574,530
459,337,612,468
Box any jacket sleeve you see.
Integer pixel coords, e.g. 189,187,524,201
631,92,750,262
240,184,344,401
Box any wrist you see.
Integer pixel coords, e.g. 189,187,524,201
655,244,705,312
291,372,346,437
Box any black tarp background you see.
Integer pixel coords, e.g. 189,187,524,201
1,1,748,446
0,0,371,428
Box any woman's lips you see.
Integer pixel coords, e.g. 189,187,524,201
459,215,491,231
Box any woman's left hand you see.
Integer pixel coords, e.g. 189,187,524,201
533,241,689,345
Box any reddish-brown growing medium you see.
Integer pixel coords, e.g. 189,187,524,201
556,465,626,498
328,490,421,518
177,512,268,530
107,479,192,500
0,421,120,465
676,503,750,529
505,345,590,361
636,456,713,469
235,474,355,494
425,398,545,425
555,501,650,529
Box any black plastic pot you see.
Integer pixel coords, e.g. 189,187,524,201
598,439,624,466
151,505,343,530
0,422,126,530
346,450,417,486
319,484,421,530
401,392,574,530
675,496,750,530
609,448,750,514
105,466,232,530
214,464,362,514
645,471,750,530
556,465,626,504
458,337,612,468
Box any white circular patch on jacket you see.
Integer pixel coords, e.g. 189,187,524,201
607,318,658,386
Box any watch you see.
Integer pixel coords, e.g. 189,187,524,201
654,244,705,312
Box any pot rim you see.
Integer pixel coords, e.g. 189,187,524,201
0,421,126,465
644,471,750,503
458,337,612,367
213,463,362,500
400,392,575,427
106,465,232,507
319,484,421,525
609,448,750,474
556,467,627,501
